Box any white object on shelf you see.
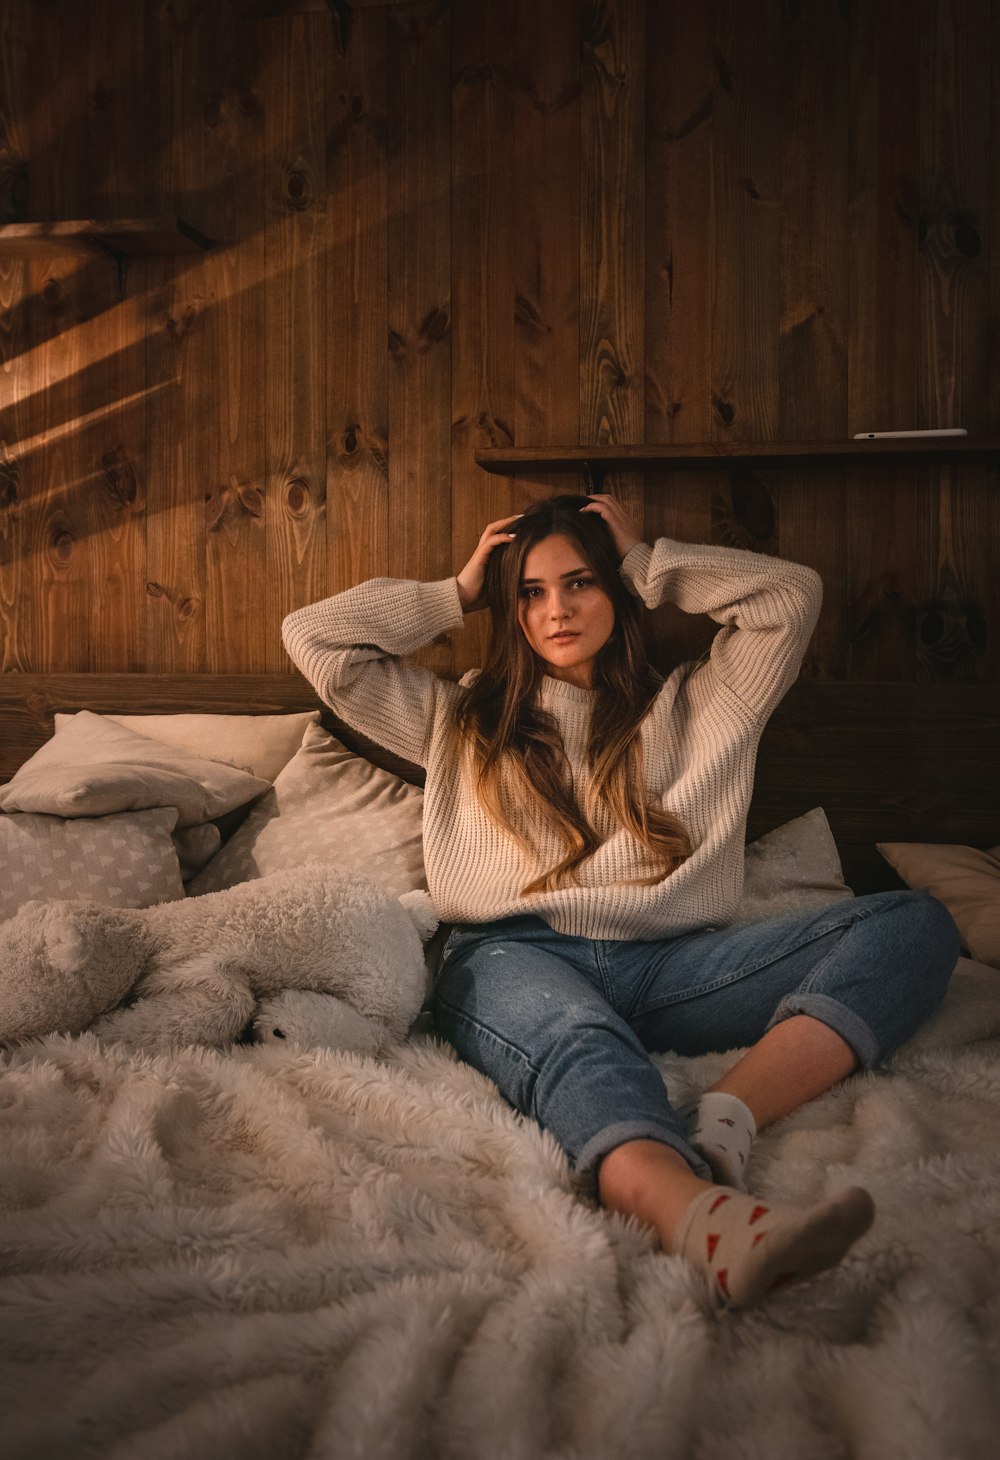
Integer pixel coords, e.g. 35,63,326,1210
852,428,968,439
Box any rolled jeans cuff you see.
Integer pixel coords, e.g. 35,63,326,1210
572,1120,713,1194
767,991,880,1069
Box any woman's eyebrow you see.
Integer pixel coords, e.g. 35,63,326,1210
521,566,591,585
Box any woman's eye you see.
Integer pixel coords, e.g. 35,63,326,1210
573,578,594,590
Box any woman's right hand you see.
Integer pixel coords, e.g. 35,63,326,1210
456,514,523,613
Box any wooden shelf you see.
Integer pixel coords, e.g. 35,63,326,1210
0,217,212,259
475,438,1000,480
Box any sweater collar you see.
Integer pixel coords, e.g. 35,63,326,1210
538,674,596,707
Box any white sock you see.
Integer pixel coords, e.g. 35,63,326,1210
675,1183,876,1309
680,1092,757,1191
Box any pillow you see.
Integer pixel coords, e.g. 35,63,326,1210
731,808,854,925
172,823,222,882
0,807,184,920
877,841,1000,968
54,711,320,783
0,711,269,828
188,723,426,898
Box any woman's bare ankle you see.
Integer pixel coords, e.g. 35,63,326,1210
598,1138,715,1249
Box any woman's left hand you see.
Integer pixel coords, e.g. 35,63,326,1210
578,494,642,562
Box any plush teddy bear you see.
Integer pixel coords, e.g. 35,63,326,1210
0,865,438,1057
0,899,155,1046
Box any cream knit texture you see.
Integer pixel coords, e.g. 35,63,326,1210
281,539,821,940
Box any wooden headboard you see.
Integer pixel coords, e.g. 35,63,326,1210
1,673,997,896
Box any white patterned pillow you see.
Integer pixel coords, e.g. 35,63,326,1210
0,808,185,919
188,724,425,898
732,808,854,925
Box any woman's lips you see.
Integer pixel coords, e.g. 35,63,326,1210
549,631,579,641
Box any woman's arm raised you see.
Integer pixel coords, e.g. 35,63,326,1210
282,513,522,767
281,576,465,768
606,512,822,725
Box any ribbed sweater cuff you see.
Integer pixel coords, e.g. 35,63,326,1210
619,540,654,596
417,577,467,641
283,576,465,664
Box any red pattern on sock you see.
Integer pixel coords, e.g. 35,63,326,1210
706,1232,720,1260
708,1193,731,1215
748,1204,769,1224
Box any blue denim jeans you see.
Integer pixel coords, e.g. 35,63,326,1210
432,891,959,1183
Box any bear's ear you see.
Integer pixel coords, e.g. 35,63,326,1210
397,890,438,944
44,913,87,976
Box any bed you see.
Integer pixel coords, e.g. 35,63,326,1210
1,672,999,1460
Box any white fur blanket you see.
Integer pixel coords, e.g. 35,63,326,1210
2,964,1000,1459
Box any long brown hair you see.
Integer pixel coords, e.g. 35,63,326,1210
452,495,691,895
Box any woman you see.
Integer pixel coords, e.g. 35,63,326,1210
282,493,958,1309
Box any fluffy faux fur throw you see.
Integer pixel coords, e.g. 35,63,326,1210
1,971,999,1459
0,867,437,1056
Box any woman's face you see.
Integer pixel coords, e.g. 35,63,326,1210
516,532,616,690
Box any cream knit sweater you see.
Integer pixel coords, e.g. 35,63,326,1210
281,539,822,940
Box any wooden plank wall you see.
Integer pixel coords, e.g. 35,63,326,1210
0,0,997,864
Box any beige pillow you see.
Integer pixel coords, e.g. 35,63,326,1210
0,807,184,919
188,723,426,898
0,711,269,828
731,808,854,925
877,841,1000,968
54,711,319,783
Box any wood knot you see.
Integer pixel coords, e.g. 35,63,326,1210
0,460,20,507
166,306,196,340
41,277,64,310
342,426,358,454
91,80,113,110
286,170,310,210
101,446,138,506
712,392,735,426
417,305,450,348
0,159,28,216
952,217,981,258
205,484,245,532
146,582,164,598
388,329,407,360
239,90,261,119
514,293,549,340
349,94,365,119
206,489,220,530
48,525,74,564
470,413,513,448
286,478,309,514
713,47,735,93
232,478,264,518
